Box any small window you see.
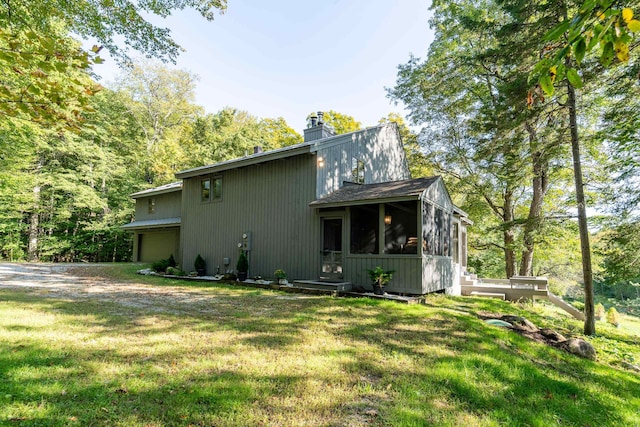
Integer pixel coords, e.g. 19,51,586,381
212,176,222,201
148,198,156,214
201,178,211,202
351,157,365,184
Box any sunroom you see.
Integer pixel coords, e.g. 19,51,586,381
309,177,468,295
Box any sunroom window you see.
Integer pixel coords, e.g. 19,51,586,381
384,201,418,254
350,204,379,254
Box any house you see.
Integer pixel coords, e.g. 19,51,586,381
122,114,470,295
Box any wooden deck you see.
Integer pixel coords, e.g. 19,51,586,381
461,275,584,320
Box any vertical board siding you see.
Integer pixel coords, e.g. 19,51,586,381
135,192,182,221
344,256,423,294
180,154,320,279
315,124,411,199
422,256,454,294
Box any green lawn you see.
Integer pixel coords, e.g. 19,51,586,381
1,265,638,426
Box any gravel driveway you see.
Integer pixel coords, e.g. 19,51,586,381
0,263,255,315
0,263,315,318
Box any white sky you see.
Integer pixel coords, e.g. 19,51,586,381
92,0,435,133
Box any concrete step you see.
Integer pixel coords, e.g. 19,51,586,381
470,291,506,300
293,280,352,292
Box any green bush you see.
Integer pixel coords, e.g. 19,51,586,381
236,251,249,273
166,266,186,276
194,254,206,271
594,303,605,320
167,254,177,268
151,258,170,273
606,307,620,327
571,301,585,311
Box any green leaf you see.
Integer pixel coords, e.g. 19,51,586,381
628,19,640,32
600,41,614,66
543,19,572,41
539,73,555,96
566,68,583,88
574,37,587,64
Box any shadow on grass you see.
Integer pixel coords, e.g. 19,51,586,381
1,284,639,426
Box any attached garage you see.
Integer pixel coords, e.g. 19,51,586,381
136,228,180,262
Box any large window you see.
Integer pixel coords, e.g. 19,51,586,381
384,201,418,254
422,201,451,256
350,204,379,254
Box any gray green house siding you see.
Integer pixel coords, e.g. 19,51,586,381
125,121,470,295
122,182,182,262
178,154,321,279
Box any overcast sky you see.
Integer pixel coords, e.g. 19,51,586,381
93,0,435,133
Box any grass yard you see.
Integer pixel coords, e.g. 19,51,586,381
0,264,639,426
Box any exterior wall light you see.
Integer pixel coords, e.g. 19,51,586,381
318,156,325,167
384,215,392,225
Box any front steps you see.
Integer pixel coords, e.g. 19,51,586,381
293,280,352,292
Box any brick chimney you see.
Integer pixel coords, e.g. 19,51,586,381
304,111,335,142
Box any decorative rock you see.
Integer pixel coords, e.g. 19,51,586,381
539,328,567,343
562,338,597,360
501,315,539,332
137,268,156,276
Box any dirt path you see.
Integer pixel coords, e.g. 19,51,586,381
0,263,267,315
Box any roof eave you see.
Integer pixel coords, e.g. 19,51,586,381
310,194,422,209
175,145,313,179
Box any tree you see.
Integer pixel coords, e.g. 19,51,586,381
113,61,202,184
389,0,573,279
379,113,433,178
0,23,101,130
310,110,362,135
530,1,640,335
0,0,226,128
0,0,227,63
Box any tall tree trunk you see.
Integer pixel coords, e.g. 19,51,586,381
504,189,517,278
27,185,40,262
520,124,549,276
567,80,595,336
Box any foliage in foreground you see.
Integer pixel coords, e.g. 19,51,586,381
0,265,638,426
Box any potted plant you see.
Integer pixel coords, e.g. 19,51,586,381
274,269,287,285
194,254,206,277
367,266,395,295
236,251,249,281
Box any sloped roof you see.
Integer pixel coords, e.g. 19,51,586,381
309,177,440,208
120,217,181,230
174,123,393,179
130,182,182,198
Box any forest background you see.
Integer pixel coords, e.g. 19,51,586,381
1,0,639,315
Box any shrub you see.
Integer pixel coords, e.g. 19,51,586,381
152,258,170,273
367,266,394,287
166,266,186,276
194,254,206,271
274,269,286,280
571,301,585,311
595,303,605,320
167,254,177,268
606,307,620,327
236,251,249,273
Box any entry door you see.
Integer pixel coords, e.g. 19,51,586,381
321,218,343,279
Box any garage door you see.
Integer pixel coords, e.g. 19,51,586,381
138,230,179,262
